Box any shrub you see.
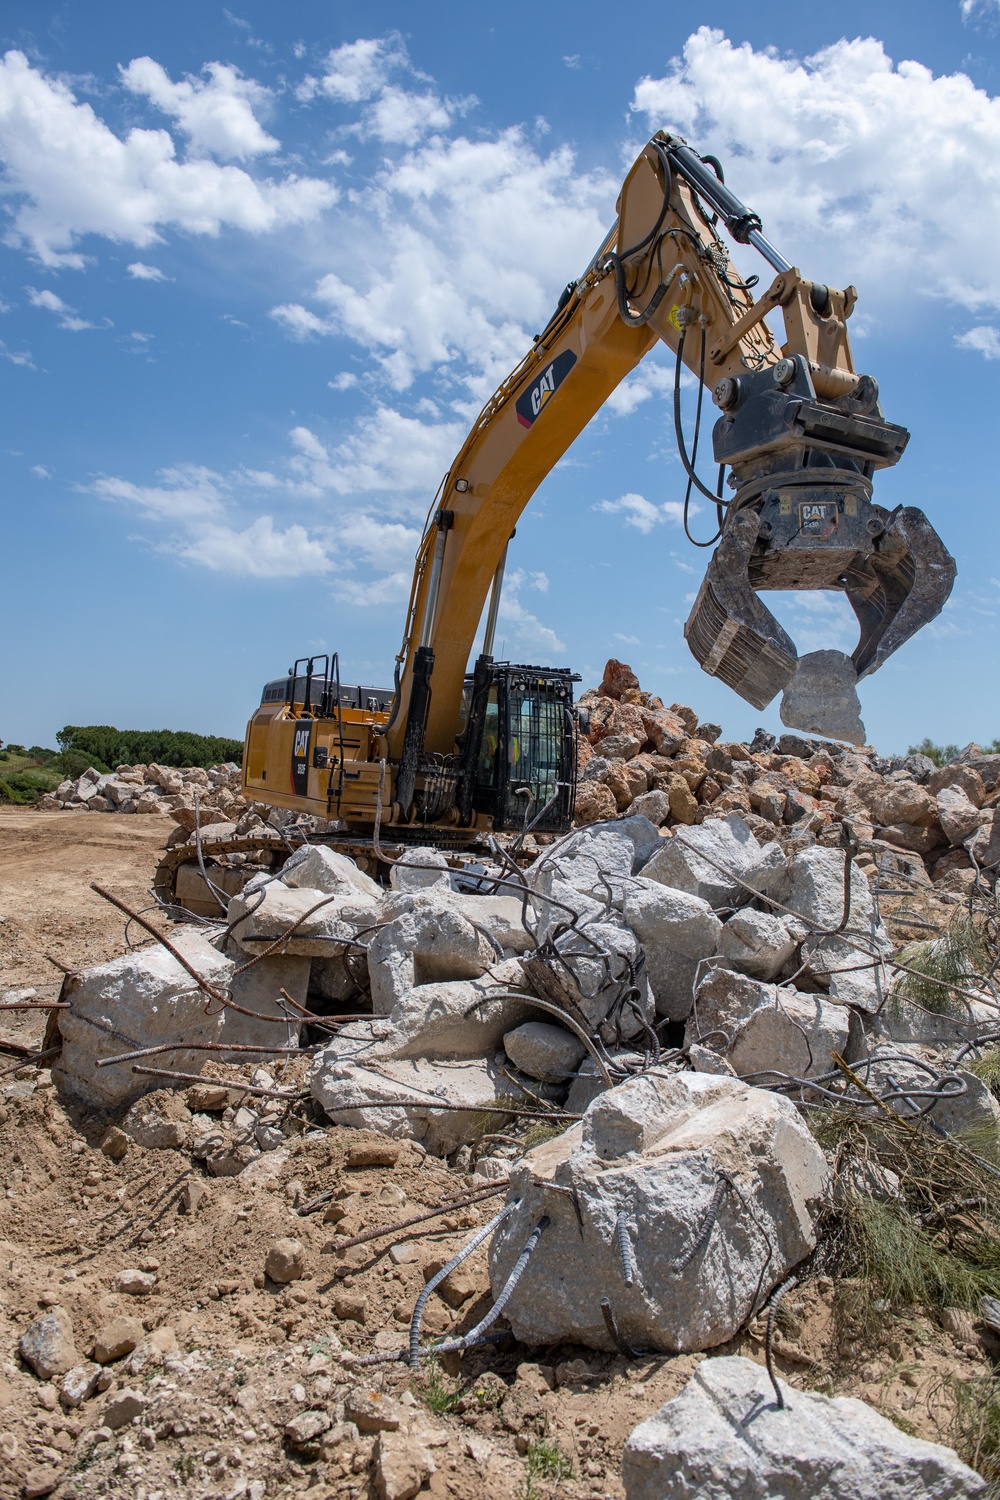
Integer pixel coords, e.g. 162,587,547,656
56,724,243,770
907,737,961,767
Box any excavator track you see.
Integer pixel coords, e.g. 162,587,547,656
153,825,526,916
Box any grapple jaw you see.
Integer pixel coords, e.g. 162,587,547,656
683,357,955,721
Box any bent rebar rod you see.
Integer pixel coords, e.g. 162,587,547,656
357,1215,550,1366
409,1202,517,1369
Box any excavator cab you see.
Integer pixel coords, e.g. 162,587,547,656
456,663,578,834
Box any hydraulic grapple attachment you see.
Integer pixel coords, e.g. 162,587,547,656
684,356,956,728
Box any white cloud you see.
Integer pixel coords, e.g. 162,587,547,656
177,516,331,576
498,569,566,657
328,371,357,390
632,29,1000,316
270,126,613,394
26,285,96,330
126,261,169,281
295,34,472,144
0,49,335,266
595,491,695,533
614,632,640,645
31,464,51,477
956,325,1000,359
288,410,464,501
89,463,227,521
298,36,405,104
0,340,34,367
120,57,278,161
604,361,674,417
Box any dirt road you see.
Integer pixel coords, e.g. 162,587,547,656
0,809,171,991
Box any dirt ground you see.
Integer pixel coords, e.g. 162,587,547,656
0,813,992,1500
0,810,172,991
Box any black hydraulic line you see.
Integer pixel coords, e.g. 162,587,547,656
674,325,727,543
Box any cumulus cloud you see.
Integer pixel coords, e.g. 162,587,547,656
296,34,473,144
595,492,693,533
26,285,96,330
957,324,1000,358
0,49,335,266
497,568,566,656
126,261,170,281
177,516,331,576
631,28,1000,316
269,125,613,394
288,410,464,501
83,417,438,589
120,58,278,160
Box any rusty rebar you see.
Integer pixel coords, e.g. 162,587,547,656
325,1184,507,1246
128,1064,306,1100
97,1041,313,1068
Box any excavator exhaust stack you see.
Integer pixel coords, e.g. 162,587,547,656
684,355,956,741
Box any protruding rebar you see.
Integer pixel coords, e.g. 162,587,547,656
667,1173,731,1274
614,1211,636,1286
409,1202,517,1369
600,1297,638,1358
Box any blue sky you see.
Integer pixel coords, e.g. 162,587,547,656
2,0,999,754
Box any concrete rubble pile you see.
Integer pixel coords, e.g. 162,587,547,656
37,760,261,827
574,658,1000,893
29,657,1000,1495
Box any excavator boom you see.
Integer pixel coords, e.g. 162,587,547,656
238,130,955,850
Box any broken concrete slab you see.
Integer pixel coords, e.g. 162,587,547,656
388,845,451,892
366,904,498,1015
227,881,377,958
779,649,866,747
281,843,382,900
688,969,851,1084
503,1021,587,1083
218,952,312,1056
310,1046,517,1156
620,880,722,1021
718,907,799,981
621,1354,986,1500
488,1071,829,1353
55,927,232,1109
642,815,769,909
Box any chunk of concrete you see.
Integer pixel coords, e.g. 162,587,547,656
54,928,232,1108
774,845,893,1012
718,908,799,981
527,817,661,908
621,1354,986,1500
386,962,535,1060
388,845,451,892
504,1022,587,1083
311,1047,516,1156
219,953,312,1055
688,969,851,1084
621,879,722,1020
642,815,767,909
379,888,534,956
19,1307,79,1379
488,1071,830,1353
861,1044,1000,1141
937,786,985,846
779,649,866,747
281,843,382,900
523,920,655,1040
229,880,379,958
367,904,497,1014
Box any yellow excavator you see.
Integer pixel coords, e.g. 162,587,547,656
228,131,954,865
